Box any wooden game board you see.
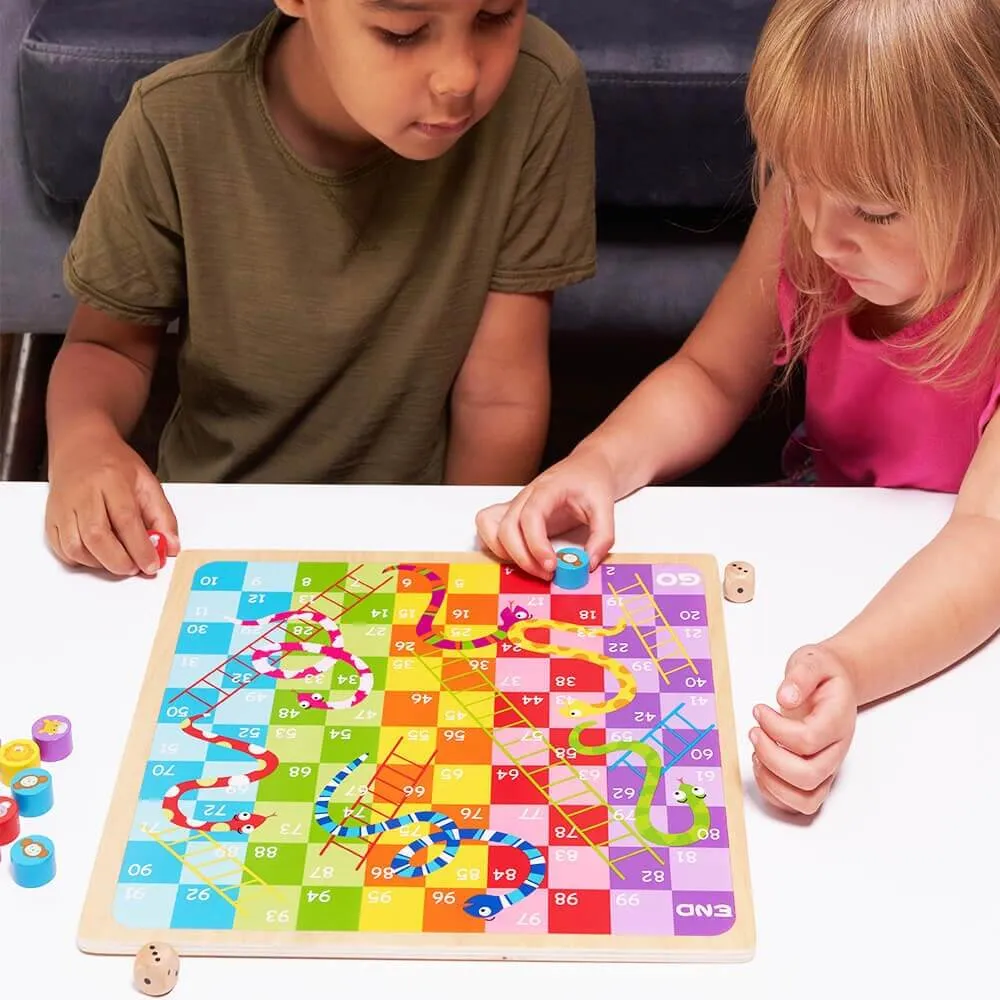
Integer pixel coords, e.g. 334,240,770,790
79,550,755,962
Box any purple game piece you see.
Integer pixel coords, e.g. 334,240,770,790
30,715,73,762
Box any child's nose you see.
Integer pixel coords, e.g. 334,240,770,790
809,203,853,260
431,47,479,98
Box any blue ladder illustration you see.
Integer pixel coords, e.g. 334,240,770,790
608,701,715,776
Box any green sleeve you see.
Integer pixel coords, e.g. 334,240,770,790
63,83,185,325
489,59,598,294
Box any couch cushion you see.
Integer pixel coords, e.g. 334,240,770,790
18,0,272,208
20,0,769,212
533,0,768,208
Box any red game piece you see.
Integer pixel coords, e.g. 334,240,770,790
0,795,20,846
148,531,168,569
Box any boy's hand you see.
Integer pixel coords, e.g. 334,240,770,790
45,426,179,577
749,644,858,816
475,448,617,579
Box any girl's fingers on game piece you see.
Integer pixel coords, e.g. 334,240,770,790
752,754,834,816
498,512,546,579
519,496,559,575
492,489,551,579
474,504,511,560
575,492,615,568
749,724,843,792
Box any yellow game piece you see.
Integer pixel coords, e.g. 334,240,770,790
0,739,41,786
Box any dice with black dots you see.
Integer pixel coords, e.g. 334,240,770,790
133,941,180,996
723,561,755,603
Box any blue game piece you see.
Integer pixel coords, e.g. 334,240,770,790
11,768,53,818
11,834,56,888
554,546,589,589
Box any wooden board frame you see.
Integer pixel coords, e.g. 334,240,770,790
79,550,755,962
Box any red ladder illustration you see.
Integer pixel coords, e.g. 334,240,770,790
319,737,437,865
168,564,390,716
607,574,701,686
416,654,666,877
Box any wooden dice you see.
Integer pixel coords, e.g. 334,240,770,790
723,561,755,603
134,941,180,996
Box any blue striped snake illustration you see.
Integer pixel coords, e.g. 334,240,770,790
314,753,545,919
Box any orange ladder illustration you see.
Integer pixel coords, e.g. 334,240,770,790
416,653,666,878
319,736,438,866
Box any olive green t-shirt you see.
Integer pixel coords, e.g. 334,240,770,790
64,10,596,484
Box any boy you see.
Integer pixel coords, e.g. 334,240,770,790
44,0,596,577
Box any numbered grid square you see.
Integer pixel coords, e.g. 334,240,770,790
495,657,549,692
231,885,301,932
484,889,547,933
243,561,299,593
243,842,309,885
191,561,247,591
114,884,179,929
669,847,734,891
611,890,674,935
547,844,611,889
297,886,362,931
179,842,247,885
448,561,501,594
490,804,550,848
183,590,242,623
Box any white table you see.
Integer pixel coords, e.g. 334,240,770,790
1,482,995,998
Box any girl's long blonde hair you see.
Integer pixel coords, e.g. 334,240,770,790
746,0,1000,385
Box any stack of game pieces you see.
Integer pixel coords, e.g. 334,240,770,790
0,714,73,888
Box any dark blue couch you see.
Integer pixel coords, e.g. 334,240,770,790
0,0,797,481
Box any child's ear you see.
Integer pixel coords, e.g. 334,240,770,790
274,0,309,18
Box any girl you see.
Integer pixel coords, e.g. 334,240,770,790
476,0,1000,816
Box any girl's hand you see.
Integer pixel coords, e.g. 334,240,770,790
45,426,180,577
749,644,858,816
475,448,618,579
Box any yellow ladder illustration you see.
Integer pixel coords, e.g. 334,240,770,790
415,654,665,878
141,823,277,910
608,574,700,685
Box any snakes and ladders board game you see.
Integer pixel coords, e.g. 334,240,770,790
79,550,755,962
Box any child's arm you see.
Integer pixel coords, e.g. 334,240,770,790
445,290,552,485
44,302,178,577
751,414,1000,815
43,83,186,577
477,176,787,575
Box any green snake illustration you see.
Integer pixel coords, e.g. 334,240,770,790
568,722,712,846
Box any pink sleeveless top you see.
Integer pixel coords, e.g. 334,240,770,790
776,272,1000,492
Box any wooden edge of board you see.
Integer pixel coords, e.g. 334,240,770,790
78,549,755,961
